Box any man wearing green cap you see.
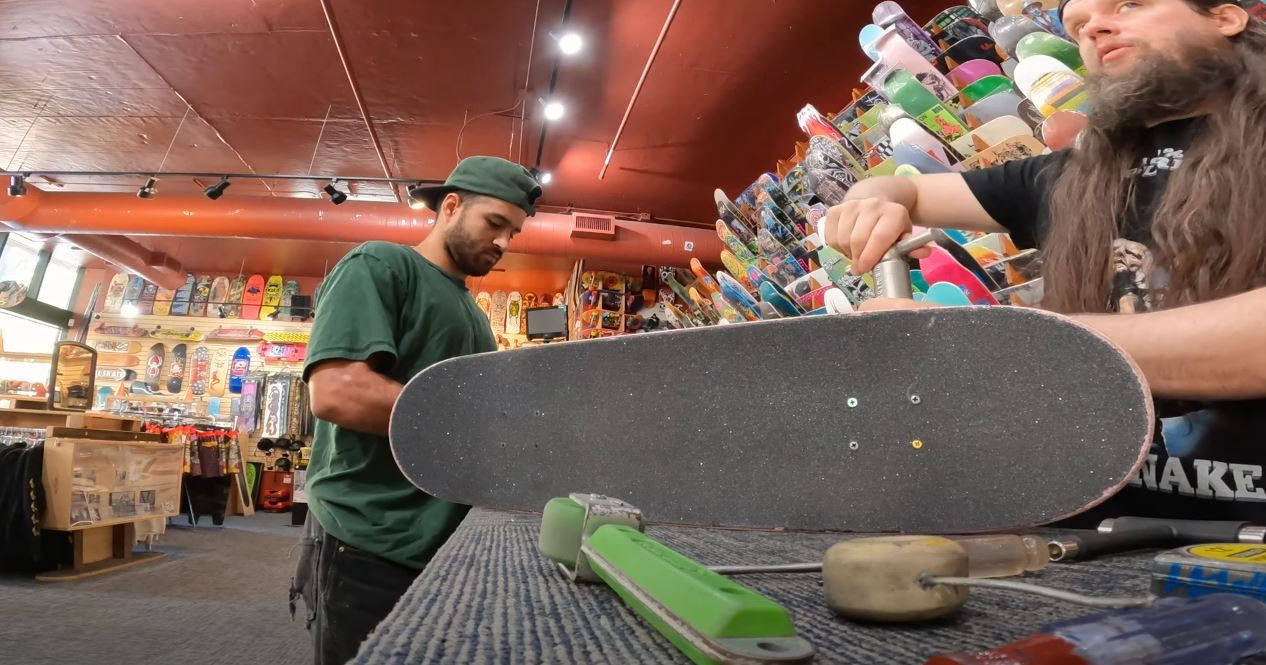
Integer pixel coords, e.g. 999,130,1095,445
290,156,542,664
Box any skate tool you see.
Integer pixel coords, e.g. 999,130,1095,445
537,494,814,665
1049,517,1266,562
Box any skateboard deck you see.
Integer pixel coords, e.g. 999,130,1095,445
228,346,251,394
209,347,231,397
226,276,247,318
190,346,211,396
96,368,137,382
95,353,140,367
122,276,144,311
277,279,300,320
490,290,508,334
94,340,140,353
153,285,175,316
259,275,283,320
505,291,523,335
170,274,195,316
190,275,212,317
145,343,164,391
103,274,128,313
139,281,157,315
209,276,230,317
475,291,493,323
390,308,1154,532
241,274,265,319
167,343,187,394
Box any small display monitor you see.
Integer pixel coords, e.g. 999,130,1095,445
525,305,567,341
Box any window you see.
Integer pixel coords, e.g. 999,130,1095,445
0,310,61,353
0,233,39,287
37,245,81,309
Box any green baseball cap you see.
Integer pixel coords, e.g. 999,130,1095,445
413,156,544,216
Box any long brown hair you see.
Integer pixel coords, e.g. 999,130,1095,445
1041,7,1266,313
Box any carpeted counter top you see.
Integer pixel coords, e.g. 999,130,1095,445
353,508,1261,665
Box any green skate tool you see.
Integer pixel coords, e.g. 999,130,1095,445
538,494,814,664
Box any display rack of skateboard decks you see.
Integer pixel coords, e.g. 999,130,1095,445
472,288,567,350
632,0,1081,329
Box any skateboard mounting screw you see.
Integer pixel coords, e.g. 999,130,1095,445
911,439,923,449
846,397,858,408
909,394,921,405
848,441,859,450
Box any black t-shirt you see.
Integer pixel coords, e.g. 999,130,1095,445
962,117,1266,526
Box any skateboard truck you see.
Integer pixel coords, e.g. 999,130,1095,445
538,494,814,664
871,228,954,299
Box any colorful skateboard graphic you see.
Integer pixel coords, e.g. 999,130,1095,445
122,276,145,311
277,279,300,320
153,284,175,316
95,368,137,382
207,326,265,342
490,290,508,334
505,291,523,335
209,347,231,397
94,340,140,353
103,274,128,314
241,275,265,320
190,346,211,396
475,292,493,324
167,343,187,393
210,276,230,317
258,275,283,320
139,281,157,315
229,346,251,394
145,343,164,391
150,328,204,342
170,274,195,316
189,275,212,317
226,275,247,319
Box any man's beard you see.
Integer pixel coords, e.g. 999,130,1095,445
443,210,502,277
1086,36,1242,134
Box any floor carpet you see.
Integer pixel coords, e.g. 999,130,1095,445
0,512,311,665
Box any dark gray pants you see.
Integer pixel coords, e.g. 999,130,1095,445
290,515,419,665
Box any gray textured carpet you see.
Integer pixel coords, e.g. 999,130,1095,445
0,513,310,665
357,509,1266,665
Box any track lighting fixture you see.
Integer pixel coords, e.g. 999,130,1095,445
406,182,428,210
203,176,231,200
323,180,348,205
137,176,158,199
7,175,25,197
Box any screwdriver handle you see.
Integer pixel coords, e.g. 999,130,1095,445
1049,526,1174,562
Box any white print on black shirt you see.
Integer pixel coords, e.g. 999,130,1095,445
1130,454,1266,502
1127,148,1185,178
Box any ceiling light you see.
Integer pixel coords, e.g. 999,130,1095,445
7,175,25,197
137,176,158,199
203,176,231,200
120,302,140,318
323,180,347,205
558,32,584,55
542,99,566,122
406,183,428,210
538,171,553,185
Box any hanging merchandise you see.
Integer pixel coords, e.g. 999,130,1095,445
0,428,47,572
228,346,251,393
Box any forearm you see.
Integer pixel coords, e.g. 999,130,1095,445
1070,287,1266,400
309,364,404,436
844,174,1006,234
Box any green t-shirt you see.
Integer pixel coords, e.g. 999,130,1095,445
302,241,495,570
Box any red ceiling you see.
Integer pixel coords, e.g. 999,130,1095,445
1,0,951,273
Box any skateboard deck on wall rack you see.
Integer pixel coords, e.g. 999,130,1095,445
226,276,247,319
189,275,212,317
121,276,144,311
240,275,266,320
167,343,187,394
145,343,164,392
490,290,508,335
153,284,175,316
390,308,1154,533
209,276,230,317
103,274,128,313
505,291,523,335
259,275,283,320
170,274,195,316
